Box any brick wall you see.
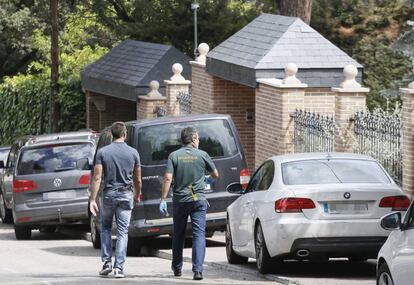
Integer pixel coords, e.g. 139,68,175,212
334,92,367,152
137,97,166,120
255,83,305,168
402,91,414,195
86,91,136,131
192,63,256,172
304,88,335,116
86,91,100,131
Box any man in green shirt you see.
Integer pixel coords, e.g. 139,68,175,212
160,127,219,281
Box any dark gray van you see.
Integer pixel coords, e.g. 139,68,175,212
0,131,99,240
90,114,249,253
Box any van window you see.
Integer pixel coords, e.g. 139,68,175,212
138,119,238,165
17,143,94,175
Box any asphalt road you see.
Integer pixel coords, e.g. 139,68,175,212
0,223,377,285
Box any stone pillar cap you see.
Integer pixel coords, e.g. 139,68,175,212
166,63,191,84
332,64,369,92
146,80,163,98
282,63,303,85
196,43,209,65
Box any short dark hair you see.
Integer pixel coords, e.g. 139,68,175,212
181,126,198,145
111,121,127,139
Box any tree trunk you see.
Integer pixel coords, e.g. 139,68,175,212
50,0,60,133
279,0,313,25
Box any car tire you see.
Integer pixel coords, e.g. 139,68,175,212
255,223,273,274
377,262,394,285
14,225,31,240
225,222,248,264
127,236,143,256
0,193,13,224
90,214,101,249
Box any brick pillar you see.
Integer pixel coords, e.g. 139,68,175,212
137,80,166,120
255,63,307,169
85,91,99,131
400,83,414,195
165,63,191,116
332,65,369,152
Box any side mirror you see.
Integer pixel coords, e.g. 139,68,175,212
226,183,243,194
0,161,4,169
380,212,402,231
76,158,91,170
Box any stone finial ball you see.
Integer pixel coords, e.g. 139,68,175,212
149,80,159,90
343,64,358,80
172,63,183,75
198,43,210,55
285,63,298,76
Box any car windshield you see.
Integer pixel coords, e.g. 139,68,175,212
137,119,238,165
17,143,94,175
282,159,391,185
0,149,9,163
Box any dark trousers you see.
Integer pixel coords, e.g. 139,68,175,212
172,200,207,273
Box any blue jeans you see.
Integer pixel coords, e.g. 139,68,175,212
172,200,207,273
101,190,133,270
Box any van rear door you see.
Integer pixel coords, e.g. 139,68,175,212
136,117,247,221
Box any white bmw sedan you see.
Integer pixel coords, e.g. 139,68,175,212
225,153,409,273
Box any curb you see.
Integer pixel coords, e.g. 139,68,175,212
154,250,300,285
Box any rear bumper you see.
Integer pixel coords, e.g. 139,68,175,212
129,211,227,237
261,215,390,258
14,199,89,226
290,237,387,259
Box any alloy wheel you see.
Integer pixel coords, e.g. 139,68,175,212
378,272,394,285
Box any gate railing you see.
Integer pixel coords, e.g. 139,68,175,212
352,110,402,185
291,109,335,153
177,91,192,114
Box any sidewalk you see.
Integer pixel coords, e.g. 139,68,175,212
155,232,297,285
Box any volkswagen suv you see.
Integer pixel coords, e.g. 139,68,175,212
1,131,98,240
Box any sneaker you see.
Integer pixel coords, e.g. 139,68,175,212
193,271,203,280
114,268,125,278
99,261,112,276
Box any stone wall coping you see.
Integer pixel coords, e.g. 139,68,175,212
190,61,206,67
331,87,370,93
138,95,166,101
257,78,308,88
164,79,191,85
400,87,414,94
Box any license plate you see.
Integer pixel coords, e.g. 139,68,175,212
325,201,368,214
43,190,76,201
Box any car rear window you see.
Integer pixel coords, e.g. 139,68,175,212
137,119,238,165
282,159,391,185
17,143,94,175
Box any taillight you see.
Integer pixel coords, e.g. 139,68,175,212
13,180,37,192
79,174,91,185
275,198,315,213
240,168,250,190
379,196,411,211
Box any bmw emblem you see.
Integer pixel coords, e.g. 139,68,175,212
344,192,351,199
53,178,62,188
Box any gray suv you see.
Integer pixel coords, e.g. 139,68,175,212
0,131,98,240
90,114,249,254
0,146,11,223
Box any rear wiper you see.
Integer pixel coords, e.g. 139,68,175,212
54,166,76,172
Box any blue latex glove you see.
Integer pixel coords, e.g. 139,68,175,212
159,200,168,216
205,175,214,185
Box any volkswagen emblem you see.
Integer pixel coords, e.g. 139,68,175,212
53,178,62,188
344,192,351,199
